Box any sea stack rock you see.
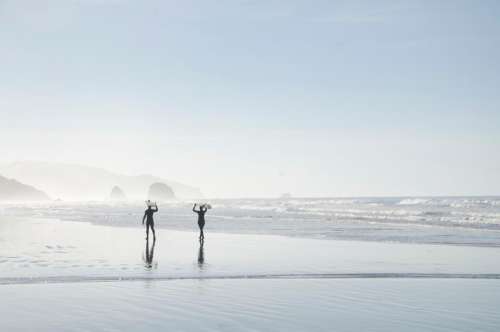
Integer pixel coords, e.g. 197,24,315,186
0,175,50,201
148,182,175,201
109,186,126,201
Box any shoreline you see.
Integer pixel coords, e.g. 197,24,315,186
2,216,500,284
4,213,500,249
3,273,500,286
3,197,500,248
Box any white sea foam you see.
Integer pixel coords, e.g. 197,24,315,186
397,198,430,205
2,197,500,246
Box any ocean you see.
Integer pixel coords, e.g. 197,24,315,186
2,198,500,331
2,196,500,247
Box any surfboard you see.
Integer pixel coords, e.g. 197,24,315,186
145,200,157,207
198,203,212,209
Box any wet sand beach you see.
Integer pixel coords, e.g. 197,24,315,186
1,217,500,331
2,217,500,283
1,278,500,331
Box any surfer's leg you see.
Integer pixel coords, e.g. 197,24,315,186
151,222,156,239
198,223,203,240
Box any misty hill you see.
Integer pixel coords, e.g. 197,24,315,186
148,182,175,201
109,186,127,201
0,161,203,201
0,175,50,201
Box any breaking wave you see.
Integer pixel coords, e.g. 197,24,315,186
2,196,500,246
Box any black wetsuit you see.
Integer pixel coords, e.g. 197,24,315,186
196,210,206,229
143,206,158,238
193,207,207,239
144,207,157,225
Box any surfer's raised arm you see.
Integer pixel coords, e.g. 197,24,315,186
153,205,158,212
192,203,198,213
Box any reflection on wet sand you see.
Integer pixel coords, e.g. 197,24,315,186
143,238,156,269
4,217,500,283
198,238,205,267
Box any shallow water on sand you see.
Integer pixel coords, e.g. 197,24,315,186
1,279,499,332
2,217,500,331
2,217,500,284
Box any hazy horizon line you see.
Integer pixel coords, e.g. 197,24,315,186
1,159,499,199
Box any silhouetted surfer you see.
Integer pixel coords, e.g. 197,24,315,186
142,201,158,240
192,203,208,241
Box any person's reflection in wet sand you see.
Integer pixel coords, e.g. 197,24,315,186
197,238,205,267
143,237,156,269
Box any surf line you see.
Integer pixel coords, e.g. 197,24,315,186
2,273,500,285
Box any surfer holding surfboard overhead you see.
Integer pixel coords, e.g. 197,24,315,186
192,203,211,241
142,200,158,240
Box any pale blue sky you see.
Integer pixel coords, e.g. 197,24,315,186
0,0,499,197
